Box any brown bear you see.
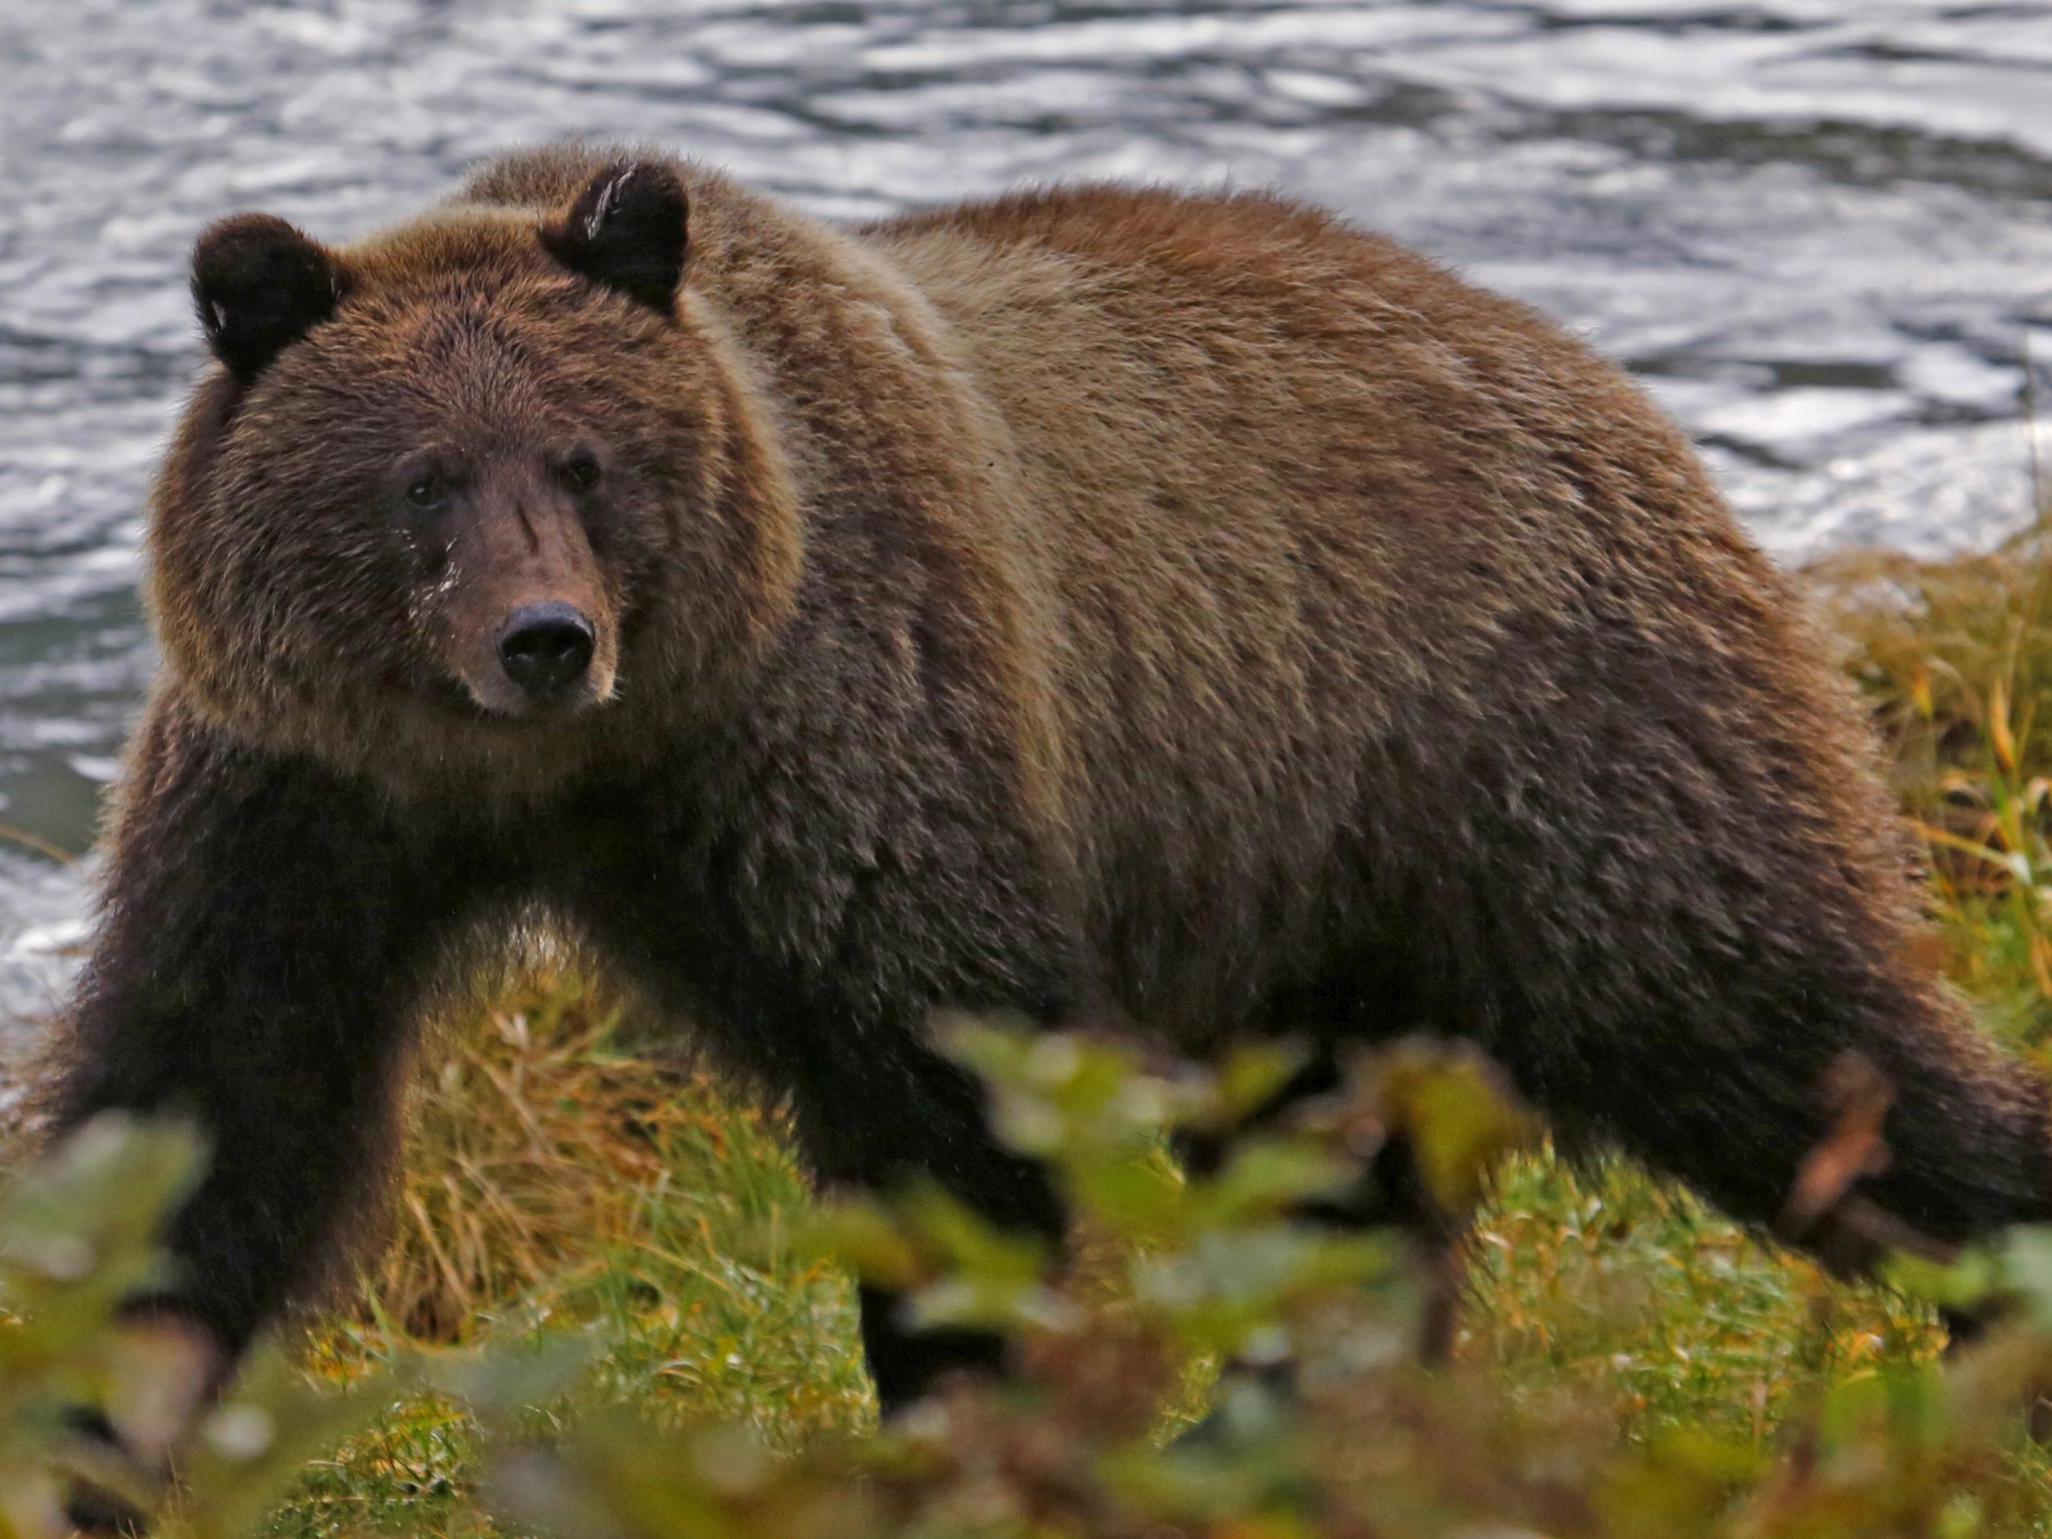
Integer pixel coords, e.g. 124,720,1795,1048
43,140,2052,1504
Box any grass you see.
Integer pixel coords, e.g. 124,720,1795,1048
115,517,2052,1534
266,983,868,1536
1813,531,2052,1045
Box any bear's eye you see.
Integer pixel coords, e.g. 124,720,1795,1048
405,474,447,510
559,451,602,494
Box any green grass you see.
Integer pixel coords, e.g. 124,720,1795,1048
129,521,2052,1534
1470,1153,1943,1440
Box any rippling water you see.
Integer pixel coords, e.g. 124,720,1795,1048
4,0,2052,1024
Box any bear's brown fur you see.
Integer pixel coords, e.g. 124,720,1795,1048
47,143,2052,1476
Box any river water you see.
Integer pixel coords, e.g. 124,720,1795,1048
4,0,2052,1030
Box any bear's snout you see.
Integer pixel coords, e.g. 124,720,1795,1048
497,602,596,699
416,457,622,720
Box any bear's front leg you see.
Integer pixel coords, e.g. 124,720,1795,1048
42,692,495,1523
787,1034,1069,1413
561,779,1083,1415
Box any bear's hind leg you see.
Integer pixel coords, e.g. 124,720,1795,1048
1419,639,2052,1275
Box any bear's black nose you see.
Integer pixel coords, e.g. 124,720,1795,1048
498,603,595,697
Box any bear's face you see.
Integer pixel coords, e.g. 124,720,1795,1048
148,163,799,797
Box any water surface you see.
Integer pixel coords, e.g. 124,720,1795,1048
5,0,2052,1024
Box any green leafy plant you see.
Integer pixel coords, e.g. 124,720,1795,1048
14,1024,2052,1539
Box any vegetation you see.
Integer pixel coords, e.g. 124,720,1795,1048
14,523,2052,1535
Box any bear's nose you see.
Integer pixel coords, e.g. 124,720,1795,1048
497,603,595,697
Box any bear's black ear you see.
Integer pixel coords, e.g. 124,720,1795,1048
192,214,347,382
540,160,688,315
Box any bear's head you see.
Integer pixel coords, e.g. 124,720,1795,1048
150,159,801,799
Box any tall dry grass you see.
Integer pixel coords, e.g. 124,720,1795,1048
1812,512,2052,1043
357,976,720,1342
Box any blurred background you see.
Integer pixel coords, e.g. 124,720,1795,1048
3,0,2051,1026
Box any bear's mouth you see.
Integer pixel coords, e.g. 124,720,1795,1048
425,660,618,725
422,673,504,722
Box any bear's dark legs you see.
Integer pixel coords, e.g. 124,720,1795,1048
1176,1051,1343,1182
1317,611,2052,1288
560,970,1071,1412
1413,670,2052,1272
850,1121,1063,1414
840,1159,1062,1414
792,1035,1069,1413
1309,1132,1465,1362
1181,1049,1464,1365
559,793,1076,1415
1444,798,2052,1260
1484,972,2052,1266
46,701,484,1369
857,1283,1009,1409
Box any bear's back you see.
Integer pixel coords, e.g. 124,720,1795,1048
858,186,1827,1027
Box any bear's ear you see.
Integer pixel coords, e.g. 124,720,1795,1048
540,160,688,315
192,214,348,382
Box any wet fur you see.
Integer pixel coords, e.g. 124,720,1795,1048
46,144,2052,1416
